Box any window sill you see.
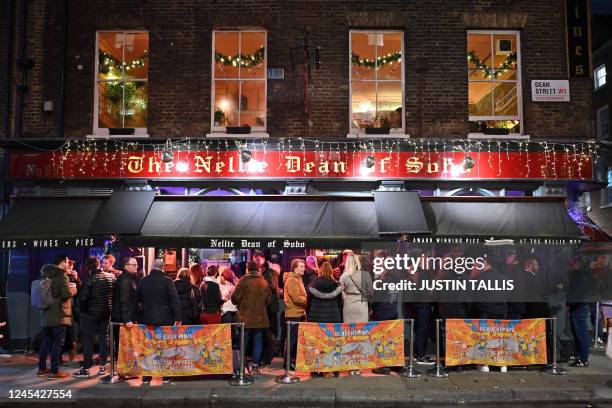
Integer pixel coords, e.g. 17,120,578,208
87,134,150,139
346,133,411,139
206,132,269,138
467,133,530,140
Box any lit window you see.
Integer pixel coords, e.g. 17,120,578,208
350,31,404,134
212,30,266,132
595,65,607,90
94,31,149,136
468,31,522,134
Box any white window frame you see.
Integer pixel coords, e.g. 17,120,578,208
467,30,523,136
595,64,607,90
596,105,609,140
210,29,268,136
348,30,406,137
92,30,149,138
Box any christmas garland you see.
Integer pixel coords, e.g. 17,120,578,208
351,51,402,69
467,51,517,79
215,46,265,68
99,50,148,74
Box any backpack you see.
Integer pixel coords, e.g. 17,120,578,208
31,277,55,310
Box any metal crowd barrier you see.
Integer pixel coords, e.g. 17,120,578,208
274,319,419,384
100,322,255,386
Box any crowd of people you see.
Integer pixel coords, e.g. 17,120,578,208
34,247,610,381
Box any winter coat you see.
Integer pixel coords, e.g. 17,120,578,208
307,277,341,323
174,277,198,324
302,267,317,289
340,270,372,324
40,264,74,327
262,266,280,313
80,269,115,320
476,268,508,318
283,272,307,318
111,270,140,323
138,269,182,326
231,273,271,328
200,277,224,314
504,262,526,317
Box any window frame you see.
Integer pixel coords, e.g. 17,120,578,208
93,30,149,137
594,64,607,90
210,29,268,134
596,104,610,140
348,30,406,136
467,30,523,136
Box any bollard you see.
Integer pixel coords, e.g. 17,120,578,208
275,321,300,384
593,302,602,348
99,322,121,384
427,319,449,378
230,322,254,386
400,318,422,378
544,318,567,375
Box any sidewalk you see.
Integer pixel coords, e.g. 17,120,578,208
0,348,611,407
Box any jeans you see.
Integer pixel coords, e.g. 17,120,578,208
405,306,431,358
570,303,590,362
39,325,67,373
82,315,110,369
244,328,264,367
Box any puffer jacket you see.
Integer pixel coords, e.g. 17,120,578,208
80,269,115,320
307,277,341,323
174,277,198,324
111,271,139,323
283,272,307,318
40,264,74,327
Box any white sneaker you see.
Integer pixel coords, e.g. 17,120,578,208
500,366,507,373
478,365,490,373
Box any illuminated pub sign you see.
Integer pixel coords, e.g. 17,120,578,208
9,147,594,180
566,0,591,78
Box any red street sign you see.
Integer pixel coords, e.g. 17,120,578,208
8,150,593,180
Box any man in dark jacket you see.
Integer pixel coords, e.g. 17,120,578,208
72,264,115,378
109,257,140,381
38,254,77,379
138,259,181,383
253,250,280,366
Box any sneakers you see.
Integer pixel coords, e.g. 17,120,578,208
500,366,507,373
142,376,152,383
162,377,173,384
251,365,260,377
72,368,91,378
414,355,436,365
478,365,490,373
37,368,51,376
98,366,107,376
48,371,70,380
569,359,589,367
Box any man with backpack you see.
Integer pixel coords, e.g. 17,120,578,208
72,260,115,378
37,254,77,379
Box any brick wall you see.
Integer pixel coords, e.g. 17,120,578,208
3,0,594,139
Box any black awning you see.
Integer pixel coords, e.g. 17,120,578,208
90,191,155,235
421,200,582,238
0,197,106,246
374,191,430,234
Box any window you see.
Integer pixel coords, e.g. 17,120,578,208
350,31,404,134
596,105,610,140
595,64,607,90
212,30,267,132
468,31,522,134
94,31,149,136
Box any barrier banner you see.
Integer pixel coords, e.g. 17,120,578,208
117,324,233,376
445,319,547,366
296,320,404,372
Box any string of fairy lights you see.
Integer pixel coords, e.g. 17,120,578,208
27,138,598,181
214,46,265,68
467,51,517,79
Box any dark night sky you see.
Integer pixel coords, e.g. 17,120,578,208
592,0,612,14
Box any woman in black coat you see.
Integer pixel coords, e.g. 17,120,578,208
307,262,342,324
174,268,199,325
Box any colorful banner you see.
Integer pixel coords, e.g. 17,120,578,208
116,324,233,376
296,320,404,372
445,319,547,366
8,149,593,181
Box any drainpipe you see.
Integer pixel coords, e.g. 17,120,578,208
3,0,15,138
56,0,67,139
15,0,30,139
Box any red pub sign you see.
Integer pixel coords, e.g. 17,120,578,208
8,149,593,180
